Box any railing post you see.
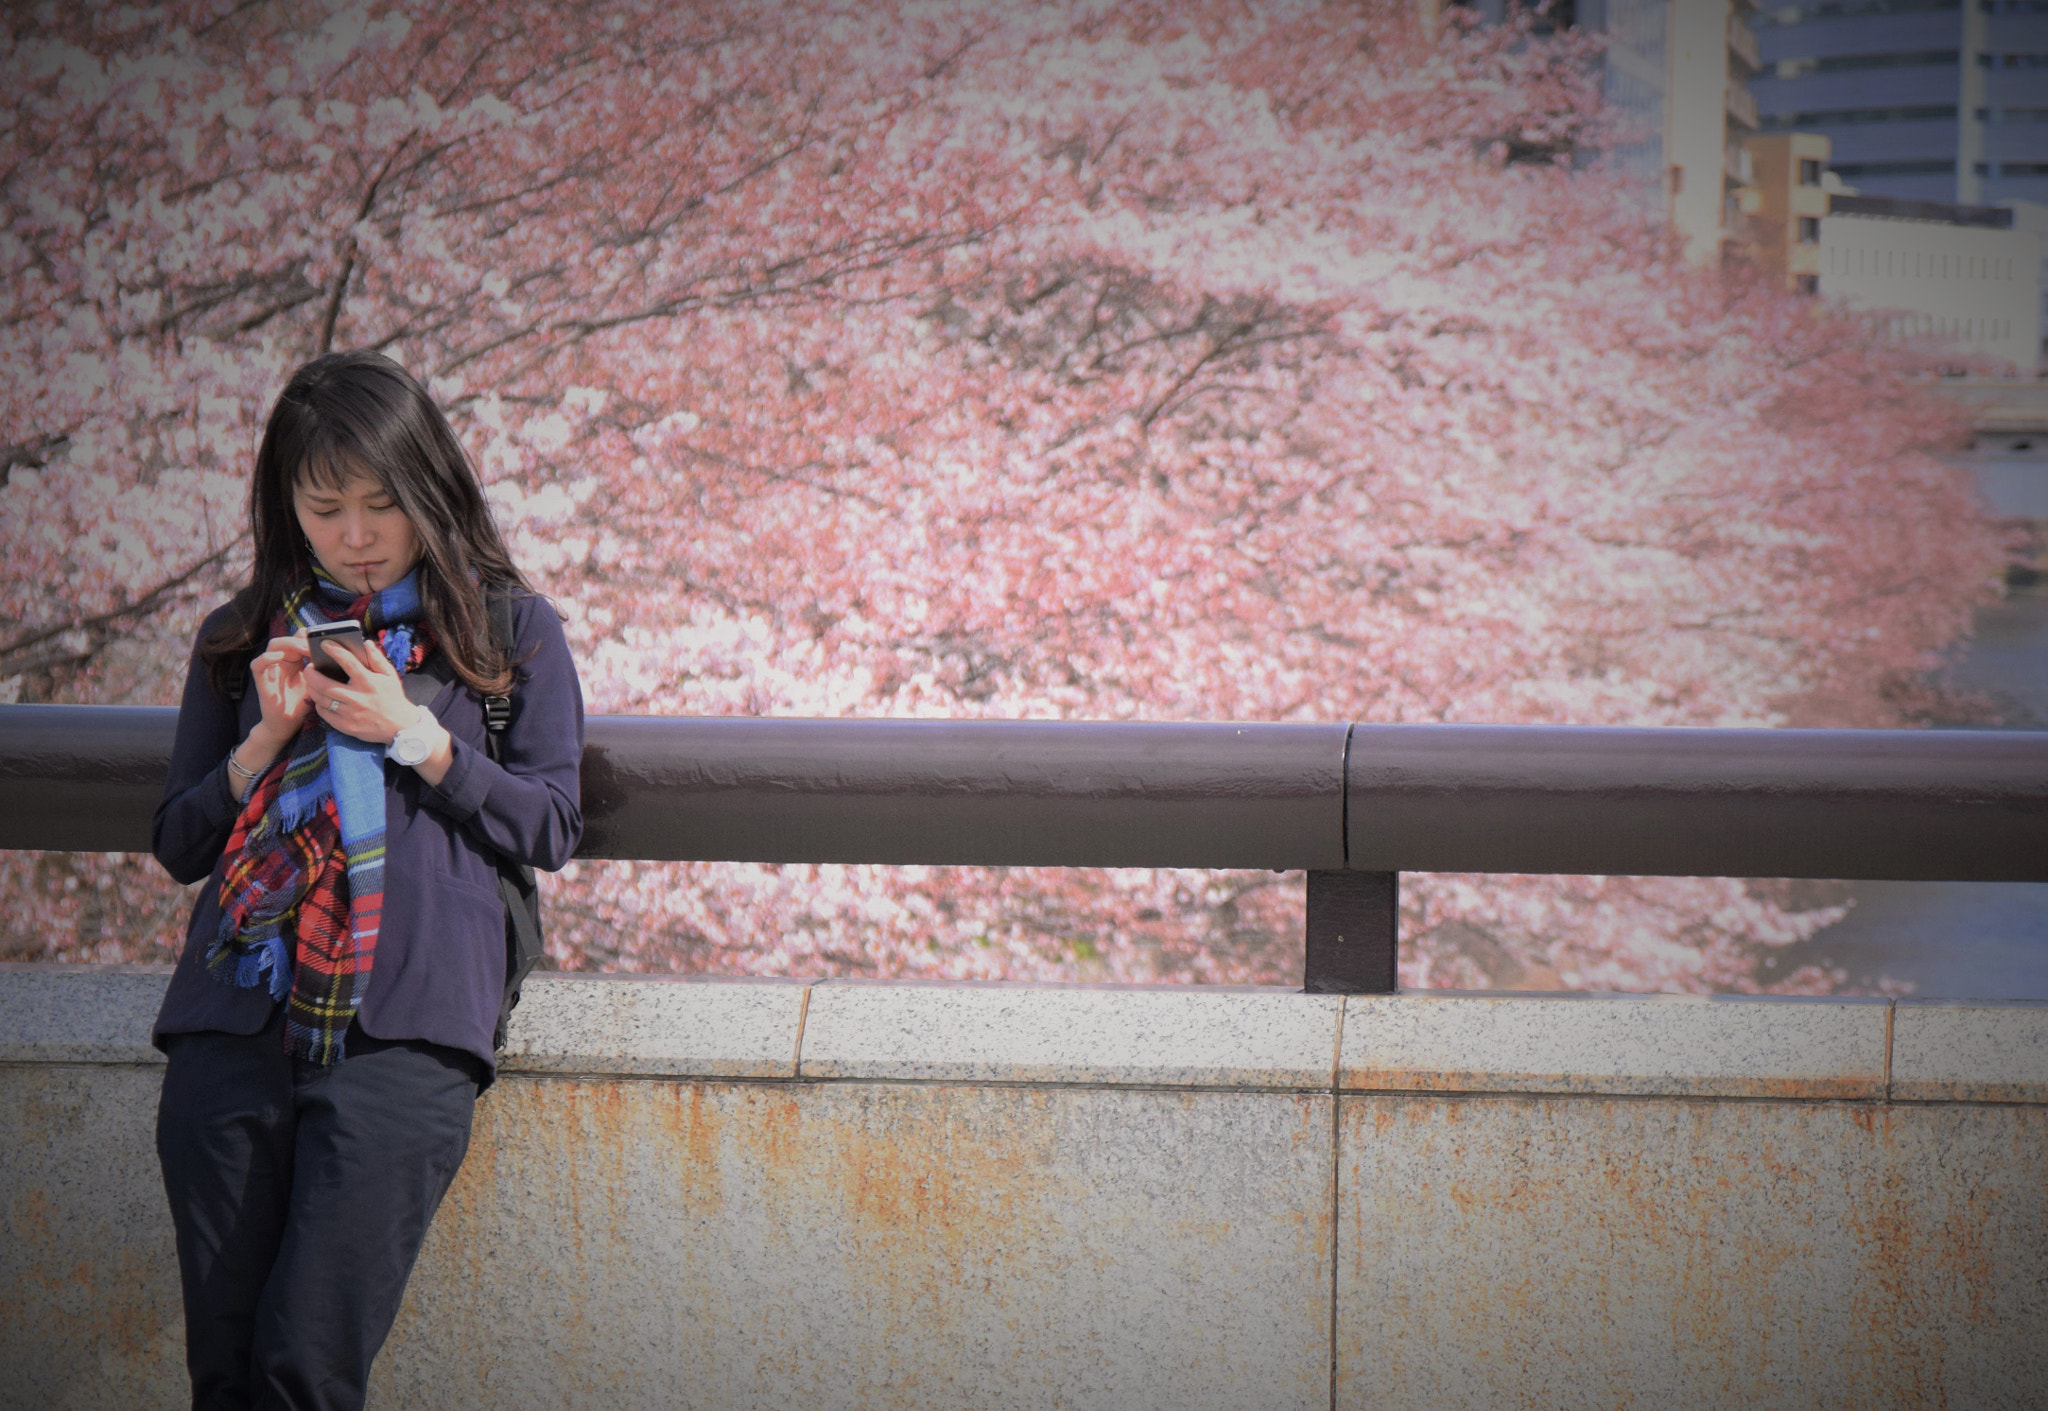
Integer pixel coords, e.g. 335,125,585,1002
1303,870,1397,993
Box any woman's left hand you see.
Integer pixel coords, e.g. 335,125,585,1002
303,639,419,745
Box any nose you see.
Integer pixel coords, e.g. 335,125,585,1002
340,511,376,548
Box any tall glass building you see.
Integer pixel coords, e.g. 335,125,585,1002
1456,0,1761,260
1752,0,2048,206
1586,0,1676,210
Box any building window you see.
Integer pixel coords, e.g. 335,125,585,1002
1829,160,1957,176
1797,216,1821,243
1812,50,1959,72
1793,274,1819,296
1762,1,1968,20
1798,158,1822,185
1757,105,1956,129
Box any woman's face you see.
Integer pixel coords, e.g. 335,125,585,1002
293,470,423,596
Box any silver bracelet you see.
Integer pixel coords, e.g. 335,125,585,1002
226,750,263,801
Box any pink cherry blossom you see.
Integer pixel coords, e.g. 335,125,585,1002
1,0,2001,993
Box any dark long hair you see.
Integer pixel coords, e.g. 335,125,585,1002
202,351,537,697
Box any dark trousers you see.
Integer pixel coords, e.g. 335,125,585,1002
155,1008,483,1411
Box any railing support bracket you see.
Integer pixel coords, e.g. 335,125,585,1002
1303,869,1397,994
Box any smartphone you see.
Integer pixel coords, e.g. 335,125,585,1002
305,620,368,681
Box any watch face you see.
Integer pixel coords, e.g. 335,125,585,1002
391,732,430,766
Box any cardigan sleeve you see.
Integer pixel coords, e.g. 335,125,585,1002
418,592,585,872
152,605,250,886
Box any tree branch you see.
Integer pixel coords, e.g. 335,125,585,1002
0,429,77,489
319,137,417,354
0,541,240,676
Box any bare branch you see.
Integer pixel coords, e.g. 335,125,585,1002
0,541,240,676
0,429,77,488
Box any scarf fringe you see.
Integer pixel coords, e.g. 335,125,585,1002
276,788,323,835
227,931,294,1002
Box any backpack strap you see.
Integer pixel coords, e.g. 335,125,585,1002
475,587,544,1056
402,657,450,707
481,585,516,751
396,591,514,756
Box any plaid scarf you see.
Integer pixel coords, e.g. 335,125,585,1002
206,566,433,1064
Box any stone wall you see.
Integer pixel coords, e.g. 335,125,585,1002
4,964,2045,1410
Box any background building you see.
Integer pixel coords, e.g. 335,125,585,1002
2009,197,2048,360
1746,129,2046,369
1747,130,1837,289
1819,194,2044,369
1457,0,1765,263
1752,0,2048,208
1665,0,1764,263
1592,0,1678,204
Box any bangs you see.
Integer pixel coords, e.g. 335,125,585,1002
291,445,391,498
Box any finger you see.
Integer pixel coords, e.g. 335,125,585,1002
256,654,291,691
260,647,308,686
325,641,378,681
268,635,311,660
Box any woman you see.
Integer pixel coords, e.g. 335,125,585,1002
150,351,583,1410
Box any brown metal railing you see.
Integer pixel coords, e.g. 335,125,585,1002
3,705,2045,991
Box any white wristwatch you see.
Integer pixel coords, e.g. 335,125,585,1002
388,706,438,768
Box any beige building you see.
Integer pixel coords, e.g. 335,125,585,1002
1817,201,2043,374
1662,0,1762,267
1744,131,1832,294
1744,141,2046,372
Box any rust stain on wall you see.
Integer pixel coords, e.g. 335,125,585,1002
375,1077,1338,1405
1336,1095,2048,1411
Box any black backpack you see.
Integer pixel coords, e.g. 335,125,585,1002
234,587,547,1051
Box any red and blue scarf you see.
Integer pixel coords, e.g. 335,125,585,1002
206,567,433,1064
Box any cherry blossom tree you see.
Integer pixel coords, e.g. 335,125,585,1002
1,0,2002,991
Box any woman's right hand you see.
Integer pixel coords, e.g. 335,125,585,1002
248,635,314,747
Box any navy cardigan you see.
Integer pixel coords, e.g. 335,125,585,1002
151,591,584,1080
